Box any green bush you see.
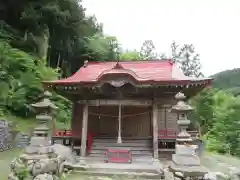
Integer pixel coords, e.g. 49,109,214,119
0,40,71,124
192,88,240,157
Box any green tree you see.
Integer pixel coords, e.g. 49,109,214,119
192,88,240,156
191,88,216,135
140,40,158,60
171,41,202,77
0,0,118,123
119,50,141,61
85,35,121,61
0,41,58,116
0,0,104,76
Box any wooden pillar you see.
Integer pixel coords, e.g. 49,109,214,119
80,103,88,157
117,102,122,143
152,103,159,159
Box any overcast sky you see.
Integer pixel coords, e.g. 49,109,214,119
82,0,240,76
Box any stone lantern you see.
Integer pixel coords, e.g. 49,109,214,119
31,91,57,140
172,92,193,145
168,92,208,179
8,91,73,180
25,91,57,151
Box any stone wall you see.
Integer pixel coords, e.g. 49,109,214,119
0,120,13,152
15,133,30,148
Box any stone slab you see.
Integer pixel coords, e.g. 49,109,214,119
169,162,208,177
172,154,201,166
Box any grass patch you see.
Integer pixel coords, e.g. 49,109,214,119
0,149,23,180
0,115,69,133
201,152,240,173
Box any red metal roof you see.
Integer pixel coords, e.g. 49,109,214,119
44,60,212,85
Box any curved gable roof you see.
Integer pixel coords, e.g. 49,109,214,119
44,60,212,85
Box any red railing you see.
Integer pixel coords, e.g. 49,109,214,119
52,130,97,153
105,148,132,163
53,130,74,137
87,132,97,152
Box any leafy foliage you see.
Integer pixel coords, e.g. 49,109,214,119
85,35,121,61
0,0,111,76
119,50,141,61
192,88,240,156
0,0,115,124
0,41,58,117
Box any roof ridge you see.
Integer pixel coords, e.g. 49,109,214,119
87,59,173,64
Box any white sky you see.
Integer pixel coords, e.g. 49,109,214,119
82,0,240,76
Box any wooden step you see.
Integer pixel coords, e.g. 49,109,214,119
92,142,152,147
91,146,152,151
90,137,153,159
93,139,151,143
94,137,151,139
93,139,152,142
95,136,152,140
91,148,153,153
90,149,153,155
88,153,153,158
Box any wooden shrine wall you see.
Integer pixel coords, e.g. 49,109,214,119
156,98,179,133
157,107,179,133
71,103,83,134
122,106,151,137
88,106,152,137
71,97,181,137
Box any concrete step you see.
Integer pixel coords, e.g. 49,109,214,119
72,169,163,179
70,168,163,179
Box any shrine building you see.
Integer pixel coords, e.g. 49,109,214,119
43,59,212,163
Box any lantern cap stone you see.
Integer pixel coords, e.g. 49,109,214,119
175,92,186,100
172,101,193,112
44,91,52,97
31,98,57,109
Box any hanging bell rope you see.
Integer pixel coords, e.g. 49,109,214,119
88,110,151,118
